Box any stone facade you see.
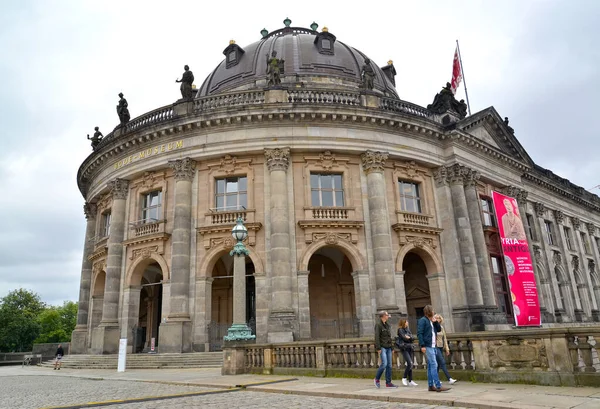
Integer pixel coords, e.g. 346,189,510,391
73,23,600,354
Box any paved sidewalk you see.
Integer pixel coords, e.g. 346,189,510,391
2,366,599,409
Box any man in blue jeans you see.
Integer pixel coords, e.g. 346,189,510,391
417,305,451,392
373,311,398,388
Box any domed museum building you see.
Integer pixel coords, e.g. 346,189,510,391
73,20,600,354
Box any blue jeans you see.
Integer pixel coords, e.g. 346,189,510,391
425,347,441,388
435,347,452,381
375,347,392,384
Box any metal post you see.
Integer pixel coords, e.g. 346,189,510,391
456,40,472,116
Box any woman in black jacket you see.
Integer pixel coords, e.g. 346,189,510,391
396,319,417,386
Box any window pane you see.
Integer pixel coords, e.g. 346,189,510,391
149,207,159,221
415,198,422,213
238,177,247,192
404,198,415,213
310,174,319,188
491,257,500,275
226,194,237,209
481,199,489,212
226,179,238,193
216,195,224,210
333,174,342,189
239,193,247,208
322,191,334,207
150,192,160,207
321,174,333,189
216,179,225,194
335,191,344,206
311,190,320,206
322,39,331,49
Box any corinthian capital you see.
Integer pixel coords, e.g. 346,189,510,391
83,202,97,220
265,148,290,172
168,157,197,181
108,178,129,200
534,202,546,218
501,186,521,200
360,150,388,174
463,168,480,188
554,210,564,225
587,222,596,236
571,217,581,231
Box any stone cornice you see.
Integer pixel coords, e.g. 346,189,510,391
122,232,171,247
391,223,443,235
297,220,365,230
196,222,263,236
88,246,107,262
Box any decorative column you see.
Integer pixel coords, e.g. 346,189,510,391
121,285,141,353
351,270,374,337
394,271,408,316
71,202,97,354
97,178,128,354
586,223,600,321
446,164,484,329
159,158,196,353
297,271,311,339
569,217,587,321
224,217,256,342
265,148,296,341
463,170,496,310
360,150,397,312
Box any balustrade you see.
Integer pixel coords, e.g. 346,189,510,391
132,220,164,237
209,210,248,224
194,91,265,112
287,89,360,105
310,207,350,220
380,97,432,118
396,211,431,226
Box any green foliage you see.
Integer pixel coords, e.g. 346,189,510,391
0,289,78,352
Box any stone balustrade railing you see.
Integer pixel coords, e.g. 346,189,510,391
287,89,360,105
310,207,351,220
209,210,249,225
396,211,432,226
380,97,432,118
224,327,600,387
194,90,265,112
132,220,164,237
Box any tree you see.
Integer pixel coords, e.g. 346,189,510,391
0,289,46,352
36,301,78,343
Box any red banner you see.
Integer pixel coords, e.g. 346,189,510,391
450,46,463,95
492,191,541,326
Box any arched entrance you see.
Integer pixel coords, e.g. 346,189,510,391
308,247,357,339
210,254,256,350
403,252,431,330
134,263,163,353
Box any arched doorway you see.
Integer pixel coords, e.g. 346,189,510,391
210,254,256,351
403,252,431,330
134,263,163,353
308,247,357,339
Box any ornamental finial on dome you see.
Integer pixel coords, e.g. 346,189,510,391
283,17,291,27
229,39,236,45
260,28,268,38
322,26,329,33
310,22,318,31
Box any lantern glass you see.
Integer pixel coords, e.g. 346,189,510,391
231,218,248,242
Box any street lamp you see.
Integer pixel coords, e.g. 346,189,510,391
224,217,255,342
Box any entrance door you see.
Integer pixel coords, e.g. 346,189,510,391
403,252,431,330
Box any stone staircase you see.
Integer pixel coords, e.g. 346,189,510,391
41,352,223,369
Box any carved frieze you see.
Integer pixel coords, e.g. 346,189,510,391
534,202,546,218
96,193,112,211
554,210,564,225
209,236,235,250
400,235,436,249
198,222,262,249
168,157,197,181
571,217,581,231
487,338,548,370
108,178,129,200
130,245,159,261
317,151,338,170
84,202,97,220
312,232,352,245
265,148,290,172
360,150,388,174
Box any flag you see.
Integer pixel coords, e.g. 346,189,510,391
450,45,463,95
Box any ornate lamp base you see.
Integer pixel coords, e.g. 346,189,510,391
224,323,256,341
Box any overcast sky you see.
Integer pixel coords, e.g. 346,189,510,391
0,0,598,306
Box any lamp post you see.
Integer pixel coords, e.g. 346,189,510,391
224,217,256,342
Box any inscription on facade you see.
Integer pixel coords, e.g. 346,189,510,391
114,140,184,170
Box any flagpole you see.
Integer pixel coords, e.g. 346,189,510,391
456,39,472,116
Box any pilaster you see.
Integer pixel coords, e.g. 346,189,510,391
352,270,374,337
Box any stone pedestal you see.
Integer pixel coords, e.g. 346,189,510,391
70,328,88,354
591,309,600,322
222,347,248,375
91,324,120,354
267,311,295,343
360,93,379,108
158,320,192,353
265,89,288,103
173,100,194,116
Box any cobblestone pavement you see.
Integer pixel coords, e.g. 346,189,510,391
0,376,459,409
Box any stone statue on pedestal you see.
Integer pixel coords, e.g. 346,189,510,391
87,126,103,150
116,93,130,127
427,82,468,119
361,58,375,90
176,65,194,100
266,51,284,86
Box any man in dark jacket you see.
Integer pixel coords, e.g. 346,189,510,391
54,344,64,370
373,311,397,388
417,305,450,392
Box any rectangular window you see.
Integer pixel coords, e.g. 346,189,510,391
544,221,555,246
481,198,496,227
102,212,111,238
141,191,162,223
564,227,573,251
215,176,247,211
398,180,422,213
581,232,591,254
490,256,513,319
526,214,536,241
311,173,344,207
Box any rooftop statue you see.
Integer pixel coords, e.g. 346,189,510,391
427,82,468,119
176,65,195,100
504,117,515,134
361,58,375,91
87,127,103,150
266,51,284,86
116,92,130,127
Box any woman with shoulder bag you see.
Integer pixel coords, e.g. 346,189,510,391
396,319,418,386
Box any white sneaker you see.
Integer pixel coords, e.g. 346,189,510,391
401,378,408,386
409,381,418,386
449,378,458,385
